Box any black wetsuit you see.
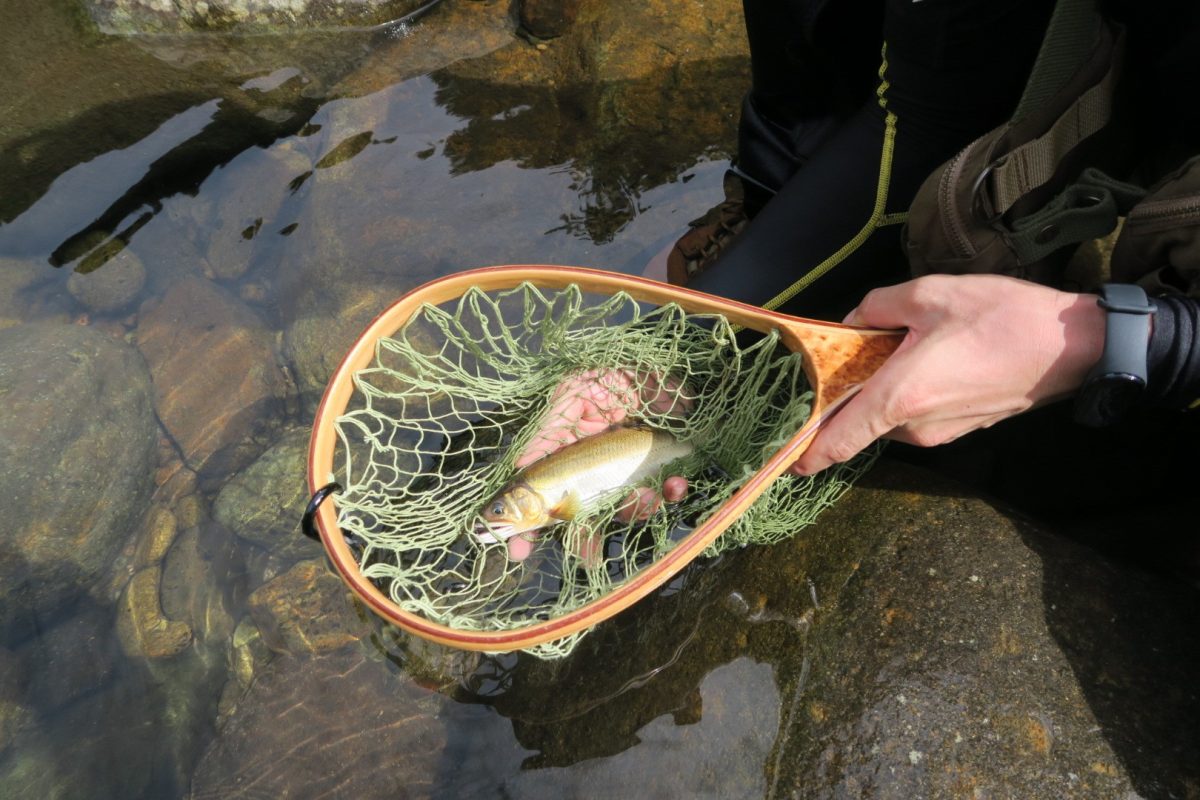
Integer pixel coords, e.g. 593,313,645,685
695,0,1200,411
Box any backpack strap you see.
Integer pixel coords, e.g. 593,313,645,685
904,0,1129,284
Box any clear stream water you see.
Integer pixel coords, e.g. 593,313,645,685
0,2,823,797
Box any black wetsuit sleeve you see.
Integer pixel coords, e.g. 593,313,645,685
1146,294,1200,409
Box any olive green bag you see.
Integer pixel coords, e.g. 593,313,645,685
904,0,1136,287
905,0,1200,298
1109,156,1200,298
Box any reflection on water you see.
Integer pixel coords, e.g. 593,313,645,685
0,0,791,796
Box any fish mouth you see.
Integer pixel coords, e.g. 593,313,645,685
474,520,517,544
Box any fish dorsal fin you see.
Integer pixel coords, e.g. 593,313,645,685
549,490,582,521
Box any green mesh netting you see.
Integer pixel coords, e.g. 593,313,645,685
328,282,876,659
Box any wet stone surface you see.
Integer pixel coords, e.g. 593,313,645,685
190,646,447,798
84,0,435,34
135,275,289,482
765,461,1200,800
0,322,158,642
213,426,321,562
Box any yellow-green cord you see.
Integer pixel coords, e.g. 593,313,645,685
761,43,909,314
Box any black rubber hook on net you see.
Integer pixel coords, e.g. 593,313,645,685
302,482,342,541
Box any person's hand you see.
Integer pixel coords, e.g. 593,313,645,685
791,274,1106,476
508,368,691,561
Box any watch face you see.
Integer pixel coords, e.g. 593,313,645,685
1074,373,1146,427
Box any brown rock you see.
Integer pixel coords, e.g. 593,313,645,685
247,560,368,656
116,567,193,660
134,505,179,568
520,0,583,39
136,276,288,479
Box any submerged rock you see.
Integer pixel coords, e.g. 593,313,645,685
0,323,158,642
0,257,71,330
282,278,410,412
247,559,370,656
213,426,320,562
203,144,313,282
135,276,290,482
66,247,146,315
190,646,446,798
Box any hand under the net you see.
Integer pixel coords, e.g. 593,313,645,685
507,368,691,561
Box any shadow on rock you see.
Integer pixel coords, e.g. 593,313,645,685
1021,527,1200,799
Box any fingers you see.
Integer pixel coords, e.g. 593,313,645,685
507,531,540,561
615,476,688,522
662,475,688,503
842,277,949,331
790,382,898,476
570,529,604,570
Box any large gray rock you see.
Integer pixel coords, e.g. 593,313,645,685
764,462,1200,799
0,323,158,641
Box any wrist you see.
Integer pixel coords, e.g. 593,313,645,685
1053,290,1108,397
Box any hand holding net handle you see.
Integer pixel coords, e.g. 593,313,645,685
308,265,903,651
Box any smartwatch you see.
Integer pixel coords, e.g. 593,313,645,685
1073,283,1155,427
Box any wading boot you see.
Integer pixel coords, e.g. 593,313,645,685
666,170,753,287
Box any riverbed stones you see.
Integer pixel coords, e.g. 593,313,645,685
214,427,320,561
66,246,146,315
136,275,289,481
191,646,446,798
518,0,582,40
247,559,369,656
0,322,157,642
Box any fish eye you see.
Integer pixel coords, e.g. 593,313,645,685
490,501,505,516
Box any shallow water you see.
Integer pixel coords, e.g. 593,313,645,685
0,2,828,797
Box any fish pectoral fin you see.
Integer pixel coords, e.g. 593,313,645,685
549,491,583,521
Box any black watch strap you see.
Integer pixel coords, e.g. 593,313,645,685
1073,283,1155,427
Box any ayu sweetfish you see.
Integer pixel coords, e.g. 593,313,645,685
475,426,693,544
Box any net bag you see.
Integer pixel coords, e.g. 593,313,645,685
309,270,883,659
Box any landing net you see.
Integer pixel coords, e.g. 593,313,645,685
327,282,875,658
